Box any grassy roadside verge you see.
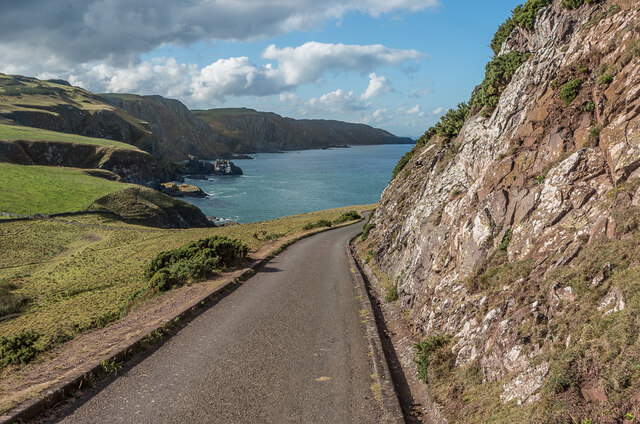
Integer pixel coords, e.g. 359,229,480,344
0,205,372,381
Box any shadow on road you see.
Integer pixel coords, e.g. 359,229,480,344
257,265,282,273
351,243,420,424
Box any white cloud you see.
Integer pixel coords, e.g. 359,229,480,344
42,42,422,104
262,42,422,86
308,89,365,113
0,0,440,73
409,87,432,98
432,107,444,115
406,104,426,117
191,57,284,101
362,108,388,124
67,58,197,98
279,93,303,105
360,73,391,101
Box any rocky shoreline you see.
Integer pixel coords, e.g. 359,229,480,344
159,158,242,199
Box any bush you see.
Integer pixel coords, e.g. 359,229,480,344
334,211,362,224
361,223,376,241
598,73,613,85
498,229,512,250
513,0,552,30
415,103,470,150
385,285,399,302
0,282,29,317
302,220,332,230
0,330,42,370
588,124,603,146
434,103,470,140
489,0,551,57
562,0,598,10
391,148,416,180
148,269,174,292
559,78,583,105
145,236,248,292
491,17,516,55
414,335,451,383
472,51,531,113
584,101,596,112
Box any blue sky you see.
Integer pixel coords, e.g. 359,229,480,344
0,0,520,138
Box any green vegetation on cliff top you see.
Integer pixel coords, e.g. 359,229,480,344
0,163,131,216
491,0,552,54
472,51,531,113
0,124,136,150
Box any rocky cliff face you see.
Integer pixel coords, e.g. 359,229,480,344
0,76,232,163
102,94,232,161
0,140,155,184
360,1,640,422
193,108,412,153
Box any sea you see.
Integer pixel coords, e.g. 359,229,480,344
182,144,414,223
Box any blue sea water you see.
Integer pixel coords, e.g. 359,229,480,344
182,144,413,223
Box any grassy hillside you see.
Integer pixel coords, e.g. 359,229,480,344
0,205,371,374
0,74,131,120
0,163,131,215
0,124,137,149
0,74,153,150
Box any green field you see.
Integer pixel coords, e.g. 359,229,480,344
0,205,371,370
0,163,130,215
0,124,136,150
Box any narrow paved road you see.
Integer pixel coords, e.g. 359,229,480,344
55,222,382,423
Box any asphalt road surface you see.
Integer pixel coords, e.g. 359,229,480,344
55,222,383,423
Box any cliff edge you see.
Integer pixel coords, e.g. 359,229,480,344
359,1,640,422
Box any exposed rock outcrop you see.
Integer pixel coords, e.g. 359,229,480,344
179,158,243,176
160,182,207,198
360,1,640,421
211,159,243,175
0,139,155,184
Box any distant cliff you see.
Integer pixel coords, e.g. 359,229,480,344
0,75,410,162
0,75,231,162
101,94,232,161
192,108,413,153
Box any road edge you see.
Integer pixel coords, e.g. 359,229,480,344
346,236,405,424
0,220,360,424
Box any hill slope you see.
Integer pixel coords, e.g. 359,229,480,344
101,94,232,161
193,108,413,153
1,75,411,161
358,0,640,422
0,74,154,151
0,75,232,162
